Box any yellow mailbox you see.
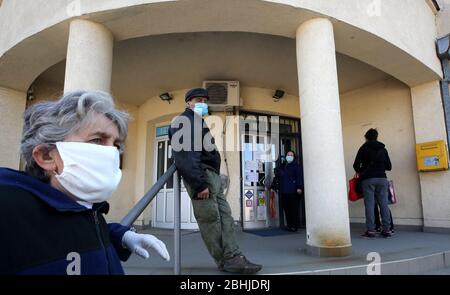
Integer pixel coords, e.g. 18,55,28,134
416,140,449,172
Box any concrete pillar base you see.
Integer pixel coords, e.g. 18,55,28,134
306,244,352,257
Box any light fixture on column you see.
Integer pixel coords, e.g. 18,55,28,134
159,92,173,104
273,89,285,102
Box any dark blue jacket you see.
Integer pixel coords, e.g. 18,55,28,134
0,168,131,275
271,163,304,194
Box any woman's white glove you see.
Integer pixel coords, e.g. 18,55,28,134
122,231,170,261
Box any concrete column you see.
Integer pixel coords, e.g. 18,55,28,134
64,19,114,93
296,18,352,257
0,87,26,169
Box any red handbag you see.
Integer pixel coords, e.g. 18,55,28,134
388,180,397,204
348,174,363,202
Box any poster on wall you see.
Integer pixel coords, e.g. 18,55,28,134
258,192,266,206
248,209,254,220
245,172,258,182
254,151,267,162
258,161,263,171
245,190,254,199
245,160,259,171
257,206,266,221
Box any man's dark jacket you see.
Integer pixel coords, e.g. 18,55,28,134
0,168,131,275
353,140,392,181
169,108,221,193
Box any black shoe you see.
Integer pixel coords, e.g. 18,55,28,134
222,255,263,274
375,227,382,233
380,230,392,238
361,231,376,239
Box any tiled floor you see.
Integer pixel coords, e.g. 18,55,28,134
122,228,450,275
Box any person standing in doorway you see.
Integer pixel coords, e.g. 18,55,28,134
353,128,393,239
169,88,262,274
271,150,304,232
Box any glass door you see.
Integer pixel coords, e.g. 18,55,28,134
241,133,277,229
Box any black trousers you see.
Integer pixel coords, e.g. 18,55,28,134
280,193,301,229
375,204,394,230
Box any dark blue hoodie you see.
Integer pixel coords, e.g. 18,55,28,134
272,162,304,194
0,167,131,275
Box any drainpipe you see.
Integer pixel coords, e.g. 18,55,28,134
436,34,450,148
432,0,441,11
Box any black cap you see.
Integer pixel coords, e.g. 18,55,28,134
185,88,209,102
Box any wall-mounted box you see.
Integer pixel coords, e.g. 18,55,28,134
416,140,449,171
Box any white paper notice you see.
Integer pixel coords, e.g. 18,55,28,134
258,161,263,171
245,160,259,171
257,206,266,221
254,151,266,161
245,172,258,182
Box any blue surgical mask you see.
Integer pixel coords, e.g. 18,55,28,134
193,103,209,117
286,155,294,163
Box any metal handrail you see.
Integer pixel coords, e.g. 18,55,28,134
120,163,181,275
120,163,177,226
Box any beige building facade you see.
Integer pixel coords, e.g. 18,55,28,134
1,0,450,256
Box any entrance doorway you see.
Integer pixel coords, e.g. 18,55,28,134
240,113,305,230
278,118,306,229
152,126,198,230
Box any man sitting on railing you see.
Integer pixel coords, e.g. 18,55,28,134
169,87,262,274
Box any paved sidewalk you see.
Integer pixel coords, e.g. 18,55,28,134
122,228,450,275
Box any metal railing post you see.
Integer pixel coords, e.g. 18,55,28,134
121,164,176,227
173,170,181,275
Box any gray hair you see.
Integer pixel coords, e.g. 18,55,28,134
21,90,129,182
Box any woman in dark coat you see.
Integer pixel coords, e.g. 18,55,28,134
271,150,304,232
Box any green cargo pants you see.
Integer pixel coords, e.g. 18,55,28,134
184,169,241,266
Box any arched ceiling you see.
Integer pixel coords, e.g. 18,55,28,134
0,0,440,93
36,32,390,105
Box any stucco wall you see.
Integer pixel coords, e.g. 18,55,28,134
0,87,26,169
18,77,430,227
133,89,188,224
132,87,302,224
128,82,424,228
341,78,423,227
4,75,437,229
436,0,450,36
108,103,138,222
411,81,450,229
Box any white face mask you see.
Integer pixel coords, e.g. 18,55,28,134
54,142,122,203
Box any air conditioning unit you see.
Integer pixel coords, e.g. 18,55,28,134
202,81,240,111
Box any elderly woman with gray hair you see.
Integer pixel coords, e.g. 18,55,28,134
0,91,169,275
